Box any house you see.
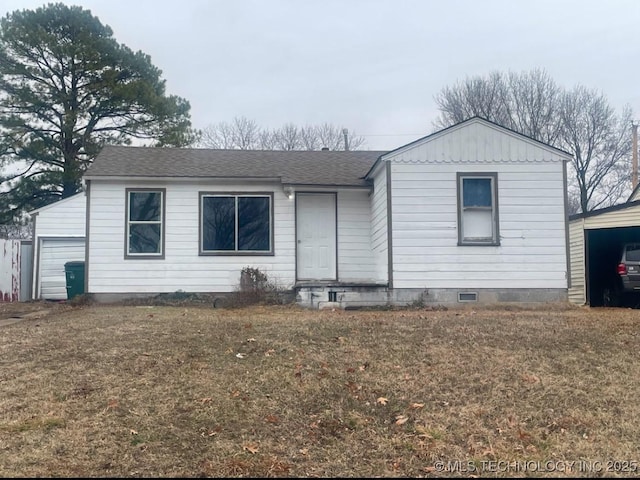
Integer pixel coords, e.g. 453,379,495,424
37,117,570,307
568,201,640,306
29,193,86,300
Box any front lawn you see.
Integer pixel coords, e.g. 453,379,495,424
0,302,638,477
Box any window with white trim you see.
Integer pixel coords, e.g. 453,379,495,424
457,173,499,246
200,193,272,254
126,190,164,256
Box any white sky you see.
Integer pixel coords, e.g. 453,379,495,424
2,0,640,150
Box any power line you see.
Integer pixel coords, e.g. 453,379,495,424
358,133,425,137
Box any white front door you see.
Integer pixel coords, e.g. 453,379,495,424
296,193,337,280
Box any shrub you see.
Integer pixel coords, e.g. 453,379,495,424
222,267,293,308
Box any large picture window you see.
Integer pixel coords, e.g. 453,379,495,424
200,193,272,255
457,173,499,246
126,189,165,257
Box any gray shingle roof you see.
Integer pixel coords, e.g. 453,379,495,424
85,146,386,187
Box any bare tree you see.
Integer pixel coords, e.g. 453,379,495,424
196,117,365,151
434,69,632,212
272,123,302,151
199,117,261,149
561,89,632,213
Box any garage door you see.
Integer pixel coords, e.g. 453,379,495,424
39,238,86,300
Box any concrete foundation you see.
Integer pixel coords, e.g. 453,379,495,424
88,286,567,310
295,286,568,309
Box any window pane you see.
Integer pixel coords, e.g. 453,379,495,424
626,245,640,261
463,178,492,207
462,210,493,240
129,224,161,254
238,197,270,251
202,197,235,250
130,192,161,221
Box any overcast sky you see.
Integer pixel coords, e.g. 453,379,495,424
2,0,639,150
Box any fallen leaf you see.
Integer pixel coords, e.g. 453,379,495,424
264,349,275,356
518,428,532,441
376,397,388,405
395,415,409,425
410,402,425,409
299,448,308,455
521,373,540,384
243,443,259,454
200,397,212,404
265,414,280,424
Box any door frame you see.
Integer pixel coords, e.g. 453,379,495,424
295,192,338,282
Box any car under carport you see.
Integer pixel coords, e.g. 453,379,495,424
569,200,640,307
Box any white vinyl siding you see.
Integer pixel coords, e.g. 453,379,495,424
568,218,586,304
387,161,567,290
87,182,378,293
337,190,376,282
88,181,294,293
31,193,87,299
33,194,86,235
370,165,388,283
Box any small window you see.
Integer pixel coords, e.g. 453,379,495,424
126,189,165,257
200,193,272,255
457,173,499,246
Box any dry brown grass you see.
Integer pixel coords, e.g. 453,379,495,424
1,302,640,477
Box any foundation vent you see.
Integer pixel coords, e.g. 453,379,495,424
458,291,478,302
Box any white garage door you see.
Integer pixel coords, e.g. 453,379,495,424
39,238,86,300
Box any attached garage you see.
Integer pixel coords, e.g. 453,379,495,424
569,200,640,306
29,193,87,300
37,238,86,299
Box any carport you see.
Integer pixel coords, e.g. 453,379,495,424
569,200,640,306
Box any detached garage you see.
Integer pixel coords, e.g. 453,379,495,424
569,200,640,306
29,193,87,300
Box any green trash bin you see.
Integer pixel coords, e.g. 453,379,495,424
64,261,85,300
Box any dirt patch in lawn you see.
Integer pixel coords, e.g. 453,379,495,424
1,303,639,477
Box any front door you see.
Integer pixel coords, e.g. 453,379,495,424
296,193,337,280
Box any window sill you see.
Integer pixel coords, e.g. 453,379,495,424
199,251,275,257
457,241,500,247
